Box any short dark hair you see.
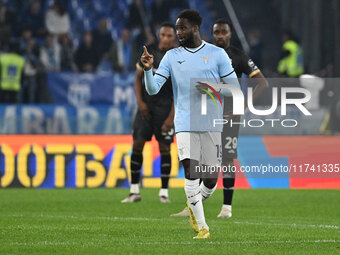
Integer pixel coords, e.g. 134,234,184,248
177,9,202,27
21,25,32,34
160,21,176,32
282,28,298,42
212,18,233,32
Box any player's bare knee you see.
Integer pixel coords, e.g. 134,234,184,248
132,140,146,152
182,159,200,180
158,142,170,154
222,159,235,178
182,159,192,179
203,178,217,189
222,159,234,167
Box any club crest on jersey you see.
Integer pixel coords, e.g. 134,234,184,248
201,56,211,64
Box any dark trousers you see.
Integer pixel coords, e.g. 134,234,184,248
0,90,19,103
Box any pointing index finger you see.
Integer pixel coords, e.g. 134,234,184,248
143,46,150,56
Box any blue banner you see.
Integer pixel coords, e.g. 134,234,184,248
0,104,134,134
47,72,136,109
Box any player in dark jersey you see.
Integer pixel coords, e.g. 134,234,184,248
213,19,269,218
171,18,268,218
121,22,176,203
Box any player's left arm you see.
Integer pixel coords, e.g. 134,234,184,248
250,71,269,105
241,55,269,105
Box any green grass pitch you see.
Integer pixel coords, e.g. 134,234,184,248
0,188,339,254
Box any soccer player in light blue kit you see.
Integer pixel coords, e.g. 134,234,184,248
141,9,240,239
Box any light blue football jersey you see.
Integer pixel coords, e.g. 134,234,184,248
144,41,240,133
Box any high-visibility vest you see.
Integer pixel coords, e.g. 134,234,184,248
278,40,304,77
0,53,25,91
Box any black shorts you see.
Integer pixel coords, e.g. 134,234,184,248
132,103,174,144
222,115,240,162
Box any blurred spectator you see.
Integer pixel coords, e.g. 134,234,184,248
248,28,263,69
45,1,70,36
127,0,155,47
21,0,46,38
127,0,148,31
0,41,25,103
92,18,113,59
150,0,190,31
19,27,42,103
8,0,30,12
19,26,41,75
40,33,61,72
277,29,304,77
0,3,15,49
59,34,77,71
151,0,170,29
74,31,100,72
109,28,138,73
19,27,40,56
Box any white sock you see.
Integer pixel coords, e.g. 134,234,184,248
159,188,168,197
130,184,139,194
184,179,208,230
200,182,217,201
222,204,232,211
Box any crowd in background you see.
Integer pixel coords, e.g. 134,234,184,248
0,0,311,104
0,0,335,105
0,0,188,103
1,0,189,70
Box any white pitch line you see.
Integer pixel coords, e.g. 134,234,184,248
136,240,340,245
2,225,112,231
4,214,340,230
231,221,340,230
7,240,340,247
8,241,96,247
5,214,163,222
